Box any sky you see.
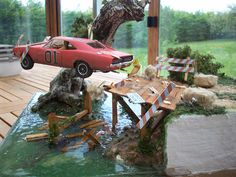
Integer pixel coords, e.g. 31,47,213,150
21,0,235,12
161,0,236,12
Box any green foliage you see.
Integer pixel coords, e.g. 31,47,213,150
216,92,236,101
48,123,59,146
192,52,224,75
166,45,224,83
175,12,211,42
218,74,236,85
167,103,226,119
0,0,46,44
69,12,93,38
138,138,155,155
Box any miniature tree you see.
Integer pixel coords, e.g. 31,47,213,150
92,0,149,45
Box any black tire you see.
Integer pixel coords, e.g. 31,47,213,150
21,55,34,70
75,61,93,78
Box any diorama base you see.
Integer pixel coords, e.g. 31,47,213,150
0,93,164,177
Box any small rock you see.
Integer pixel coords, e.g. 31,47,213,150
182,87,216,108
116,155,124,163
111,146,119,154
165,167,191,177
194,73,218,88
144,65,157,80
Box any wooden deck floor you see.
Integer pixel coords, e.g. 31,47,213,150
0,64,125,143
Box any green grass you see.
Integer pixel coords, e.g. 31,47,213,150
117,39,236,78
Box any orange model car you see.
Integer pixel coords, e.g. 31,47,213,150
13,36,133,78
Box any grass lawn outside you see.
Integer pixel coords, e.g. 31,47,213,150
117,39,236,78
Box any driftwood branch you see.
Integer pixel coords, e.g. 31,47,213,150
92,0,148,46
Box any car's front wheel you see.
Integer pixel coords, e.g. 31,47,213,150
21,55,34,70
75,61,93,78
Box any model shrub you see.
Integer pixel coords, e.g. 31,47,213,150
71,13,93,38
166,45,224,84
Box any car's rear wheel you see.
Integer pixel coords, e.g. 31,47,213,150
75,61,93,78
21,55,34,70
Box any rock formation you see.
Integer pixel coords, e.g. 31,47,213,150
32,69,86,112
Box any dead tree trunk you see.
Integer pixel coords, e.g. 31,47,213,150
92,0,148,46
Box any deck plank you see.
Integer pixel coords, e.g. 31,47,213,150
18,76,50,87
11,110,22,117
0,113,18,127
0,81,32,99
0,89,21,102
14,78,48,91
0,100,28,114
5,80,43,94
0,95,10,103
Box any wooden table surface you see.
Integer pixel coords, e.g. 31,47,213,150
108,75,185,111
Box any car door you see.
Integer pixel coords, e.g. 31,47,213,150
39,39,62,66
44,49,61,67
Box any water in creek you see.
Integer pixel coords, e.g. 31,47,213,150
0,93,164,177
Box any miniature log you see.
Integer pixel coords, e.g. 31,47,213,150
112,94,118,130
85,122,107,129
61,129,96,152
60,110,89,130
74,110,89,121
79,119,103,129
87,133,102,150
85,132,100,145
48,113,60,138
65,132,83,139
38,123,49,130
84,91,92,114
55,115,68,120
25,133,48,142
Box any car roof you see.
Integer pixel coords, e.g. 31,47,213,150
52,36,102,50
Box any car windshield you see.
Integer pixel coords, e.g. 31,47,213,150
87,41,105,49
